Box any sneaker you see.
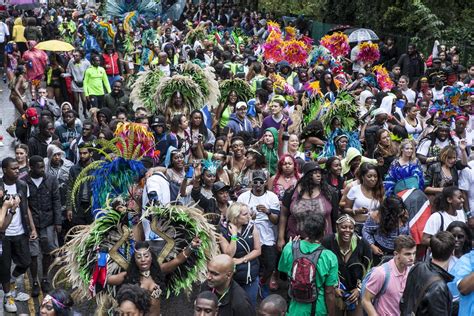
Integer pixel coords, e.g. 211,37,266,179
31,281,40,297
3,293,17,313
14,290,30,302
41,279,52,294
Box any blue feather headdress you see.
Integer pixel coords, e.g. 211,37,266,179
321,128,361,158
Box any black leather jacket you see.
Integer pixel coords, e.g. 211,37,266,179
400,260,454,316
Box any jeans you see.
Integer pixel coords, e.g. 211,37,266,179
240,276,259,308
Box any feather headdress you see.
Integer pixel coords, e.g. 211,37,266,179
179,62,220,108
281,40,309,66
129,69,165,112
356,42,380,64
219,78,254,104
373,65,395,92
154,75,205,114
320,32,350,58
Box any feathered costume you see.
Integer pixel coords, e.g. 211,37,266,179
219,78,254,104
54,122,218,312
179,62,220,108
320,32,350,58
154,75,205,118
321,128,361,158
384,159,425,197
129,69,165,111
356,42,380,64
262,21,311,66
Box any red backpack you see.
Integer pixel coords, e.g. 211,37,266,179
289,240,324,314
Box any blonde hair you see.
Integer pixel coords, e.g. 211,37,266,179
226,202,248,224
399,139,417,161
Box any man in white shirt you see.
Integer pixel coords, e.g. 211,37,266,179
237,170,280,298
398,75,416,103
0,157,38,313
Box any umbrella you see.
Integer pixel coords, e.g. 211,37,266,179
348,28,379,43
328,24,353,34
35,40,75,52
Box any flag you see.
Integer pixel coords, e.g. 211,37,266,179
397,188,432,244
201,105,213,130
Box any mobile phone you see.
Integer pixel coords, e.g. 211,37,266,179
185,166,194,179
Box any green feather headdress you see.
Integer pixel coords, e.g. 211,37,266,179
179,62,220,108
129,69,165,112
219,78,254,104
320,91,359,135
154,75,205,114
142,204,219,298
53,207,130,302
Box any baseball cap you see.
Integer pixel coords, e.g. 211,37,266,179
236,101,247,110
212,181,230,194
252,170,267,182
25,108,39,125
432,57,441,63
151,115,166,127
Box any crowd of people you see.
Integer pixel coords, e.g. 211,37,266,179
0,0,474,315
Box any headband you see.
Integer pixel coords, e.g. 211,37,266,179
247,148,263,156
336,214,356,225
334,134,348,144
43,294,66,309
134,247,151,254
455,115,468,122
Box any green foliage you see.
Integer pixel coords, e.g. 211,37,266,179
260,0,326,19
261,0,472,62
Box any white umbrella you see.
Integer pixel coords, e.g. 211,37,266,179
348,28,379,43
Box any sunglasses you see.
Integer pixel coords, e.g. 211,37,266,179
253,179,265,185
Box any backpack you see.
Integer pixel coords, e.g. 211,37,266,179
154,173,181,204
361,262,390,315
288,240,324,315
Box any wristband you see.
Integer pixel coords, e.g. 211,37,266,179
231,235,238,241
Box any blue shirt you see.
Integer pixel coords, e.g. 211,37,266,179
448,250,474,316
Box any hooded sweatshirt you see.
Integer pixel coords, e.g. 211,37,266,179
12,17,26,43
226,113,255,136
44,145,74,207
261,127,279,176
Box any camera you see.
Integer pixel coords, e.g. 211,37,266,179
3,194,19,202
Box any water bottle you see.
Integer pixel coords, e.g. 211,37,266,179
340,283,356,311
